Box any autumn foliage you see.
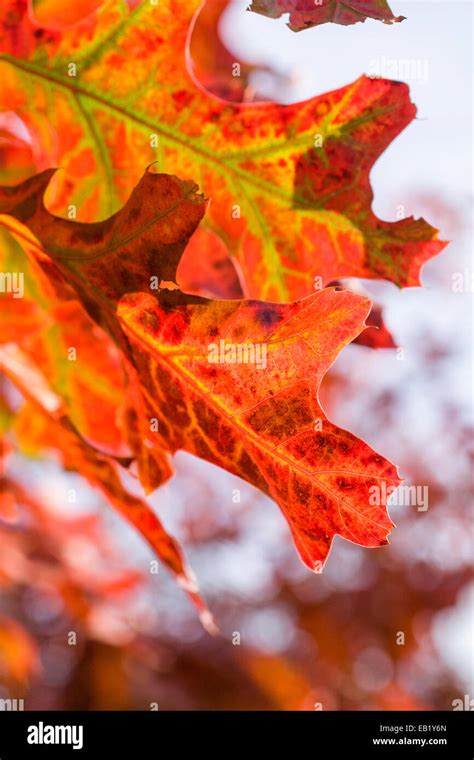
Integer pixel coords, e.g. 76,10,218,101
0,0,468,713
0,0,447,618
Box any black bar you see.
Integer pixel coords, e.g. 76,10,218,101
0,710,472,757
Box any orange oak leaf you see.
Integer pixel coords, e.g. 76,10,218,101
0,170,401,570
248,0,405,31
0,210,177,496
117,288,400,569
0,168,208,352
0,0,444,300
0,219,131,453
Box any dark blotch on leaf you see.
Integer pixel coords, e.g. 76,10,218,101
257,307,280,328
337,478,353,490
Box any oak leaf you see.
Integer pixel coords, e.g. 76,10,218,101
0,0,445,301
0,169,401,571
248,0,405,31
0,219,129,453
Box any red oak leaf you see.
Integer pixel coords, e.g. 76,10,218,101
0,0,444,301
0,169,401,571
248,0,405,30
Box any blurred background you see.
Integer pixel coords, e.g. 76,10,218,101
0,0,472,710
